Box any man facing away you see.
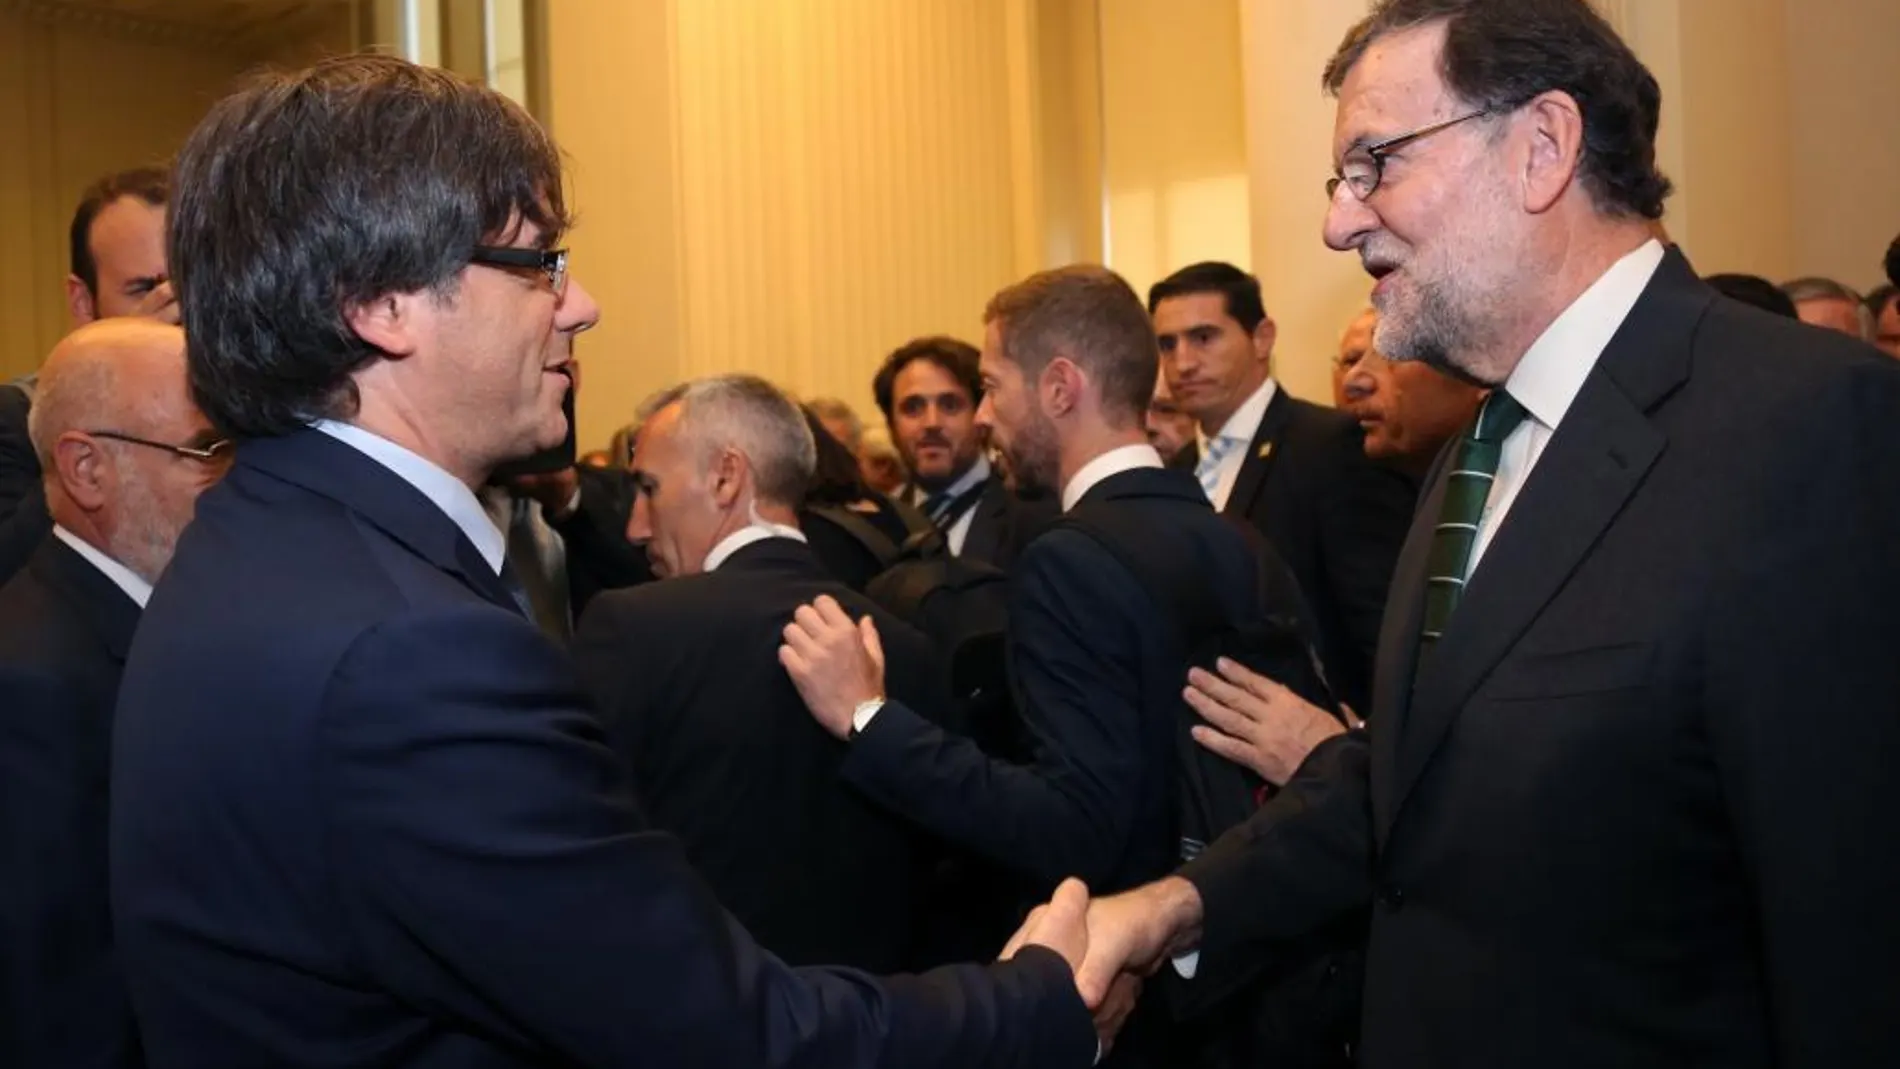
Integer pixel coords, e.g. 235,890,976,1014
0,319,225,1069
110,54,1095,1069
572,374,948,973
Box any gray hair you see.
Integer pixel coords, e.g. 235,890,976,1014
805,396,864,449
1780,276,1875,339
642,374,816,506
28,353,123,471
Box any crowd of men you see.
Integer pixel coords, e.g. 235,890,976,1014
3,0,1899,1067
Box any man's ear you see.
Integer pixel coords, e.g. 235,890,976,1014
709,447,747,509
342,292,426,358
1251,315,1278,364
1520,89,1586,215
67,275,98,326
1041,355,1085,419
53,431,112,512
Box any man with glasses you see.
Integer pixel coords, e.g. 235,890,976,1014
2,167,175,588
0,318,224,1069
1030,2,1900,1067
109,55,1095,1069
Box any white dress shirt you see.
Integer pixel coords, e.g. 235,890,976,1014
911,455,991,556
313,420,506,574
1465,239,1665,576
1194,377,1278,510
52,525,152,608
1060,443,1165,512
701,522,808,573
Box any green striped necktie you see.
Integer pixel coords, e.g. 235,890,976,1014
1419,390,1529,644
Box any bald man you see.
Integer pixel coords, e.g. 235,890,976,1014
2,168,175,587
0,319,224,1069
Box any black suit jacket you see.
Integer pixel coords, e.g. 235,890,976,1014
959,474,1056,572
1178,249,1900,1067
0,384,49,587
110,428,1095,1069
1178,392,1413,712
841,466,1259,899
0,535,143,1069
551,464,654,614
572,538,947,972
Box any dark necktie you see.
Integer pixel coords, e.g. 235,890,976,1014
1419,390,1529,645
923,489,952,523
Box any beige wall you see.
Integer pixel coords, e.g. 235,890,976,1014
1099,0,1252,300
550,0,1107,449
1236,0,1371,406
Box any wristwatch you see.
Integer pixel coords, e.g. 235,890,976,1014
847,697,885,740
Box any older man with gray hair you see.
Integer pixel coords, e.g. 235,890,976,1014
572,373,953,974
1780,275,1876,340
0,318,226,1069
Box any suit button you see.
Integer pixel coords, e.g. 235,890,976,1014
1377,884,1405,912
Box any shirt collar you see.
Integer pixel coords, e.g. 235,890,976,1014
1061,442,1165,512
52,524,152,608
1195,377,1278,455
702,522,808,573
312,420,506,574
914,454,992,506
1504,239,1666,431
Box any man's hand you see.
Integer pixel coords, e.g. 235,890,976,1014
1185,657,1347,786
1073,876,1204,1009
1000,877,1090,973
779,595,886,739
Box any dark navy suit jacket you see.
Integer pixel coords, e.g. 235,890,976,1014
0,535,144,1069
110,428,1094,1069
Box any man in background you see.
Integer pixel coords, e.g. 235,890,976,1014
2,167,173,586
574,374,945,972
875,336,1051,569
1143,373,1197,464
1,319,225,1069
1780,276,1874,340
1336,308,1485,487
1150,262,1414,714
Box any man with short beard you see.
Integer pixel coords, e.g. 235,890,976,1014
1044,2,1900,1066
783,265,1322,1066
0,319,226,1069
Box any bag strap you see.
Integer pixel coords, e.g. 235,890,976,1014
806,505,903,571
1059,499,1235,644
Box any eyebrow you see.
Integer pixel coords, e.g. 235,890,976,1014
122,274,167,293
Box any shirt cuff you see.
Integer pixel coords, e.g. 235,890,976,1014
1171,950,1200,980
850,698,885,734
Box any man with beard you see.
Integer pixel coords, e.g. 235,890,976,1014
784,265,1297,1065
1038,2,1900,1067
1,319,225,1069
873,336,1051,569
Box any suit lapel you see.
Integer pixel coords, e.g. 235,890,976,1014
1223,389,1290,517
1369,455,1444,839
1382,250,1705,832
959,476,1009,561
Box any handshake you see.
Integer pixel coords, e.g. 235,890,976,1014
997,875,1208,1055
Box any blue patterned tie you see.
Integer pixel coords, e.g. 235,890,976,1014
1419,391,1529,644
1194,435,1240,503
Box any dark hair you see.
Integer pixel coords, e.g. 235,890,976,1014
802,407,872,506
69,165,170,296
1147,261,1268,334
1323,0,1671,221
983,264,1157,425
1866,283,1898,319
1705,274,1798,319
872,336,982,423
1886,234,1900,290
169,54,567,438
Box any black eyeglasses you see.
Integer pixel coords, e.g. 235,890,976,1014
469,245,569,295
1326,110,1491,202
87,430,233,463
